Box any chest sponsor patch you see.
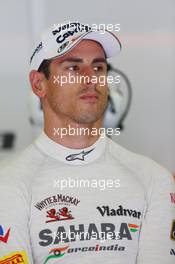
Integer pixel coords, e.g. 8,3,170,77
0,251,29,264
170,248,175,256
170,220,175,241
44,244,125,262
35,193,80,211
170,193,175,204
0,225,10,243
46,207,74,223
96,205,141,219
39,222,139,246
66,148,94,161
34,193,80,224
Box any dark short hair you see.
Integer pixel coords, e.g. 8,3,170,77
38,59,52,79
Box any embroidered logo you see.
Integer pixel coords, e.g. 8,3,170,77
66,148,94,161
0,225,10,243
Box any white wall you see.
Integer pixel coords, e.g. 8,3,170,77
0,0,174,171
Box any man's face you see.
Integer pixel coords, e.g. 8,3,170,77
43,39,108,124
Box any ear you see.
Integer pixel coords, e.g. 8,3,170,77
29,70,46,98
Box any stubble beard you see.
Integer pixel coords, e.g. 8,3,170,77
50,97,108,125
72,101,108,124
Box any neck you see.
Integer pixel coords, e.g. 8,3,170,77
44,117,103,149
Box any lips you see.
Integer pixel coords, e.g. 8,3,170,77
79,93,98,103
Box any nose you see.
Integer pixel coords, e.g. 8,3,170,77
81,66,96,88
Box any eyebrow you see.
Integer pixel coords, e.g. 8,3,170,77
59,57,107,64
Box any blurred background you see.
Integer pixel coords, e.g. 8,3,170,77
0,0,174,172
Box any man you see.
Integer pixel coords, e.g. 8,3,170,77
0,21,174,264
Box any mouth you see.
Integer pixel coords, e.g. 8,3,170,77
79,93,99,103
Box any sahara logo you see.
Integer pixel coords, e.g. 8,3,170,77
44,245,69,263
39,222,140,246
0,225,10,243
46,207,74,223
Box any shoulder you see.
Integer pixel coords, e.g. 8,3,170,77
0,142,46,189
107,137,173,187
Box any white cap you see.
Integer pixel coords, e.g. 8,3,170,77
30,21,121,71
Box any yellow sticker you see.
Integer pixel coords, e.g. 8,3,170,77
0,251,29,264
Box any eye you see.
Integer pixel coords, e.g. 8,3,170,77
66,65,79,71
93,65,106,72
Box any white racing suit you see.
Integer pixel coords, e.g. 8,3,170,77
0,131,174,264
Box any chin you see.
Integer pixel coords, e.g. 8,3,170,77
71,103,107,124
73,111,103,124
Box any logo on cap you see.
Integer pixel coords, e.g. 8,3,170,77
52,22,91,45
57,41,70,53
30,42,43,64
